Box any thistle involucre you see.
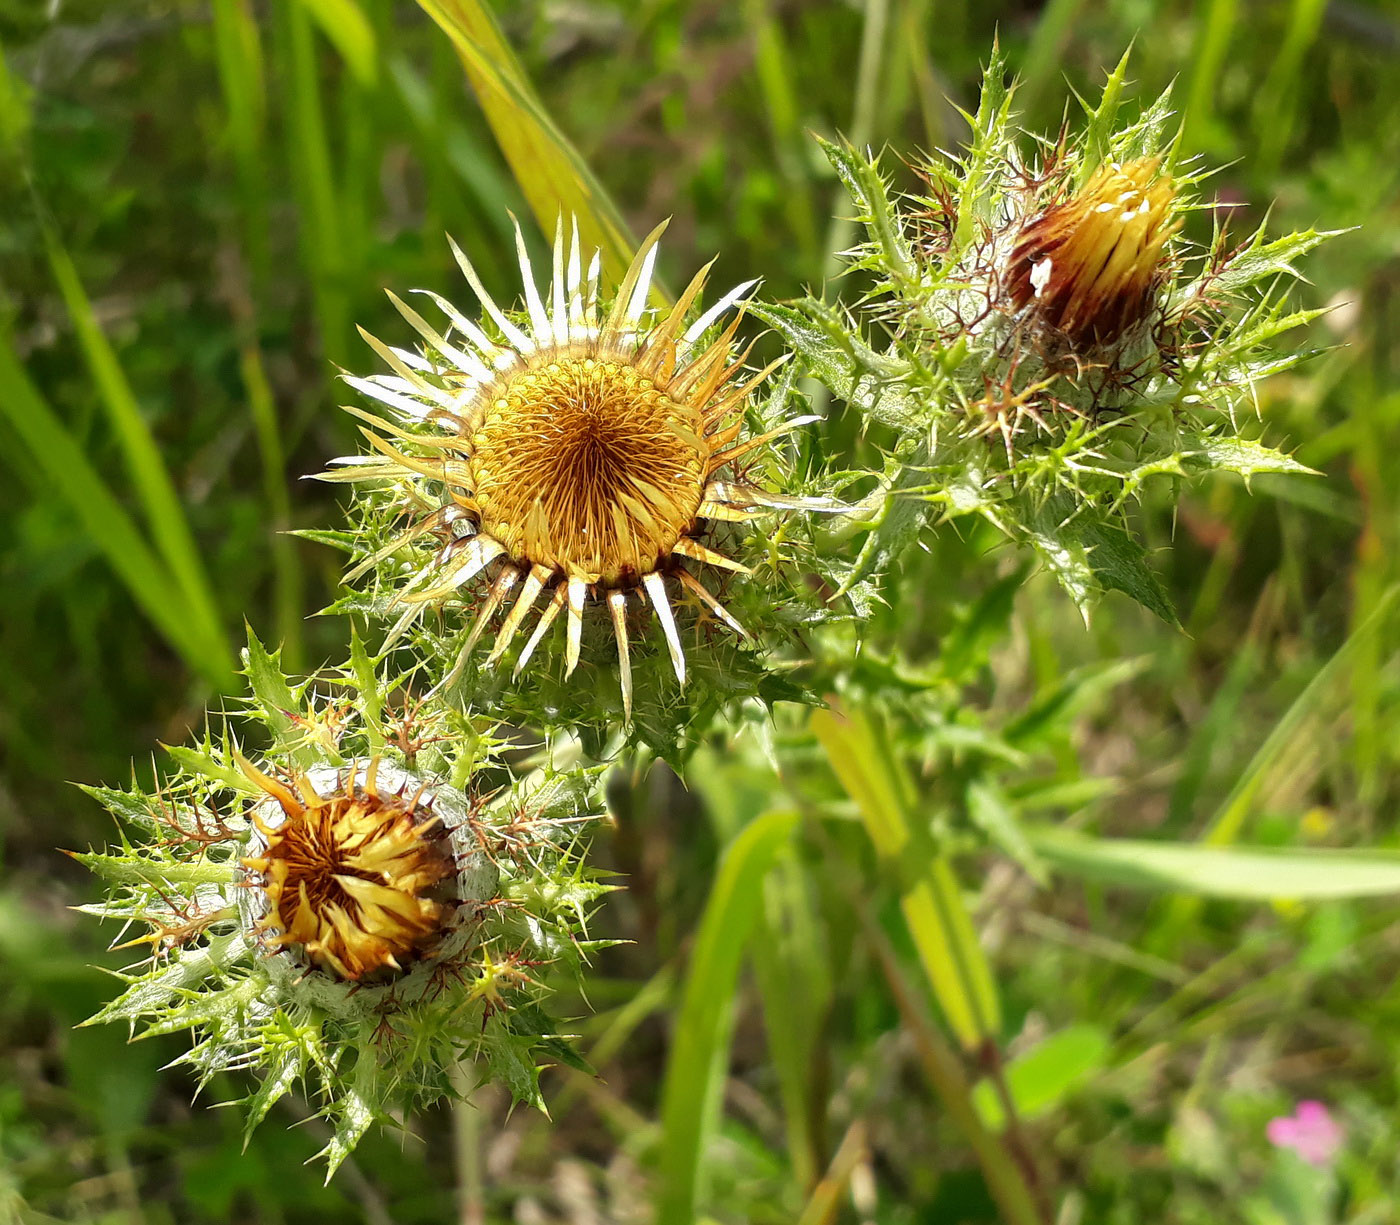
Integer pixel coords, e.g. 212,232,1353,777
328,219,829,720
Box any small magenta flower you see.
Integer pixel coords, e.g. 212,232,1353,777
1266,1100,1344,1167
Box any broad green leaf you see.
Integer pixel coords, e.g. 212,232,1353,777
1027,499,1179,627
971,1024,1111,1129
416,0,642,290
657,809,799,1225
1032,830,1400,900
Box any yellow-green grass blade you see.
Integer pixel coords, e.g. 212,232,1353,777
811,702,1002,1050
41,230,230,685
414,0,647,294
0,334,232,687
274,0,350,367
294,0,378,87
656,808,798,1225
1033,831,1400,901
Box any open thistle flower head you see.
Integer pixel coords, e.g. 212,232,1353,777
323,217,839,732
758,47,1333,629
75,632,609,1175
239,754,455,981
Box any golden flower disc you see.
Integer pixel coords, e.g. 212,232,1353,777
469,354,707,583
240,760,452,981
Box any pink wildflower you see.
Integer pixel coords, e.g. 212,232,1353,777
1266,1100,1344,1168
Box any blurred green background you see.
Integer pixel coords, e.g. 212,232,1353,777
3,1,1400,1221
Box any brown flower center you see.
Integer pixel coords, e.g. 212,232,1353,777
467,355,708,583
242,771,452,981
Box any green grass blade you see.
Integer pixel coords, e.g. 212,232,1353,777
41,230,230,682
1204,585,1398,848
210,0,270,287
1183,0,1239,152
0,333,230,686
812,703,1002,1049
274,0,350,367
238,344,304,668
1016,0,1090,118
1252,0,1326,175
294,0,378,86
656,808,798,1225
1032,831,1400,901
751,855,833,1193
1149,589,1397,950
414,0,644,290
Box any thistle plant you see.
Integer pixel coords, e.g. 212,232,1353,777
76,632,606,1174
70,38,1342,1210
760,48,1334,625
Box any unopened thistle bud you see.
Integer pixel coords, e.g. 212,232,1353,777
772,49,1332,622
76,635,607,1175
1002,158,1178,350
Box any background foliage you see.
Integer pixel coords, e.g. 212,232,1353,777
2,1,1399,1222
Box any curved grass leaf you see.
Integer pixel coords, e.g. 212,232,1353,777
656,809,798,1225
0,333,232,687
415,0,644,291
43,229,230,682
